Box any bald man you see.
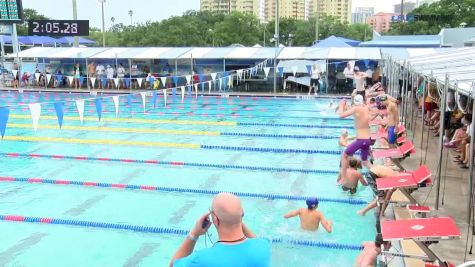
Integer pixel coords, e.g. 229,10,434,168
170,192,271,267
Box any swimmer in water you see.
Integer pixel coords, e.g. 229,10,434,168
337,157,367,194
283,198,332,232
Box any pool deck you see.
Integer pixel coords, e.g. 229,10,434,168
391,114,475,266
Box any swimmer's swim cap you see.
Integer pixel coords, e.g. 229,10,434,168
341,128,348,135
306,198,319,209
354,94,364,105
376,95,388,102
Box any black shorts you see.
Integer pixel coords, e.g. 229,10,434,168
341,185,356,194
366,171,384,197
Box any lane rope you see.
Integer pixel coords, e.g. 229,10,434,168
1,153,340,174
0,176,367,205
0,214,363,250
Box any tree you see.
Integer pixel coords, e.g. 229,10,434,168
213,12,261,46
16,8,50,35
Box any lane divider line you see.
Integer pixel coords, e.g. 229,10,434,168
0,153,340,174
2,136,342,154
0,214,363,250
0,176,367,205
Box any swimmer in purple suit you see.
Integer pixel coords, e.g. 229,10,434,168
338,95,373,181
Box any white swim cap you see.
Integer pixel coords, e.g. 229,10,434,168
354,94,364,105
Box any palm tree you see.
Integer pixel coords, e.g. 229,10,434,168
128,10,133,25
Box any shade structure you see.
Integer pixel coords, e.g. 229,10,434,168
56,37,97,45
313,36,353,48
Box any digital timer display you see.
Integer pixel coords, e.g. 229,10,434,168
0,0,24,23
28,20,89,36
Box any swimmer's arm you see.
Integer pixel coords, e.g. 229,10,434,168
283,209,300,219
319,214,333,233
358,173,368,186
242,223,256,238
339,106,355,119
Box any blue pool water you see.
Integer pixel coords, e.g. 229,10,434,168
0,92,376,266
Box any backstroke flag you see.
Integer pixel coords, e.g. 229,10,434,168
28,103,41,131
0,107,10,138
163,89,167,107
208,81,212,93
180,86,185,103
112,96,120,117
46,74,52,85
95,98,102,121
75,99,85,124
137,78,143,88
277,67,284,77
53,102,65,128
151,91,158,108
90,77,96,88
140,92,147,112
292,66,297,77
264,67,270,78
160,77,167,88
211,73,217,81
185,75,191,84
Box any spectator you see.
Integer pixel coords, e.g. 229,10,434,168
284,198,332,232
88,61,96,88
365,67,373,86
343,63,354,93
106,65,115,89
12,62,19,89
117,63,126,88
309,63,321,95
170,192,270,267
73,63,82,89
96,63,105,89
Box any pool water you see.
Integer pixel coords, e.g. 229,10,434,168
0,92,376,267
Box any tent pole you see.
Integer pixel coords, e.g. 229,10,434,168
86,57,89,91
435,75,449,210
128,58,132,91
419,76,426,166
468,83,475,224
410,70,416,135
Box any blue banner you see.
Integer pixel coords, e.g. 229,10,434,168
95,98,102,121
151,91,158,107
124,78,131,88
187,85,192,96
101,78,108,87
364,59,370,68
0,107,9,138
277,67,284,77
172,76,179,86
127,94,133,107
54,102,65,128
306,65,312,75
55,75,63,82
172,88,177,98
198,74,205,83
79,77,85,86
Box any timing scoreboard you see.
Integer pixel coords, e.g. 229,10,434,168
0,0,23,23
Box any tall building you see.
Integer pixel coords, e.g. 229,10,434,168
394,1,416,14
352,7,374,24
310,0,352,24
367,12,396,33
200,0,351,23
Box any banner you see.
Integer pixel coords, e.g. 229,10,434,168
277,67,284,77
28,103,41,131
151,91,158,108
53,102,65,128
75,99,85,124
90,77,96,88
172,76,179,86
264,67,270,78
112,96,120,117
127,94,133,107
137,78,143,88
67,76,74,86
172,87,177,98
95,98,102,121
211,73,217,81
160,77,167,88
0,107,9,138
46,74,52,85
180,86,185,103
12,70,18,79
114,78,120,88
185,75,191,84
140,92,147,112
163,89,167,107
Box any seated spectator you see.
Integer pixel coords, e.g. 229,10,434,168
170,192,270,267
284,198,332,232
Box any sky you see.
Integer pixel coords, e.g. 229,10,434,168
22,0,406,28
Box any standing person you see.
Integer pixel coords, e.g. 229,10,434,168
338,95,372,182
73,63,82,89
365,67,374,86
88,61,96,88
283,198,332,232
309,63,321,95
106,65,115,89
377,95,399,147
170,192,270,267
343,62,354,93
12,63,19,89
96,63,105,89
117,63,126,89
354,67,368,101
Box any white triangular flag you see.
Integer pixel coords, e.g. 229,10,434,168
185,75,191,84
34,73,40,82
163,89,167,107
90,77,96,88
211,73,217,81
180,86,185,103
12,70,18,79
219,78,222,91
67,76,74,85
137,78,143,88
208,81,212,93
140,92,147,112
264,67,270,78
75,99,85,124
112,95,119,117
46,74,52,85
237,69,243,80
114,78,120,88
292,66,297,77
28,103,41,131
194,84,198,98
160,77,167,87
228,76,233,87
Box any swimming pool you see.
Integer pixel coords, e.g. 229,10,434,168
0,91,376,266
